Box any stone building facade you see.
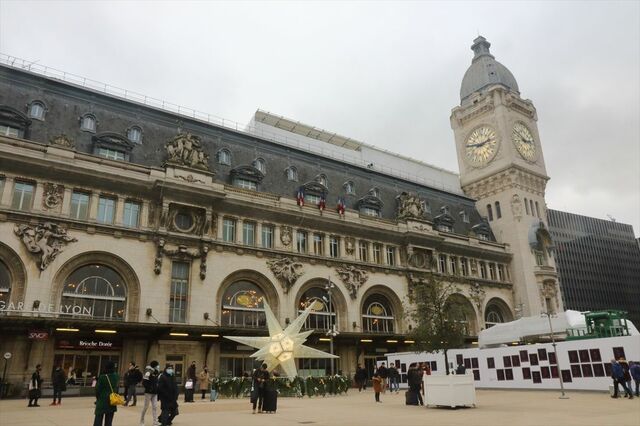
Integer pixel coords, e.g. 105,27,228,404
0,38,543,389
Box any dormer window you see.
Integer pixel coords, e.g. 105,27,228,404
344,181,355,195
370,187,380,198
217,149,231,165
357,190,383,219
460,211,469,223
254,158,266,174
127,126,142,144
28,101,46,120
0,105,31,138
421,200,431,214
286,166,298,182
361,207,381,217
316,174,328,187
230,165,264,191
80,114,97,132
92,132,134,162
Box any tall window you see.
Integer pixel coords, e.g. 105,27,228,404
28,101,45,120
329,236,340,258
530,200,535,217
243,222,256,246
535,201,541,218
362,294,394,333
385,246,395,266
497,264,505,281
495,202,502,219
313,234,324,256
217,149,231,165
254,158,266,174
524,198,530,215
439,254,447,273
223,218,236,242
70,192,90,220
127,126,142,143
296,230,307,253
373,244,382,264
460,211,469,223
487,204,494,221
97,196,116,224
479,261,487,279
261,224,274,249
344,181,355,195
299,287,336,330
0,260,11,309
233,178,257,190
317,174,327,187
221,281,265,327
61,264,126,321
460,257,468,276
449,256,458,275
485,305,504,328
488,263,496,280
11,181,34,211
286,166,298,182
123,201,140,228
358,241,368,262
169,262,189,323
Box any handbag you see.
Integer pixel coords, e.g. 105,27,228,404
105,375,125,406
185,379,193,390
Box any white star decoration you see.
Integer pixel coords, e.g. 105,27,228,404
224,302,338,378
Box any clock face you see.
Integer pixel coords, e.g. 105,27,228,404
465,126,498,167
512,122,537,161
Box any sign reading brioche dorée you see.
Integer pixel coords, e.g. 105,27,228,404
56,338,121,350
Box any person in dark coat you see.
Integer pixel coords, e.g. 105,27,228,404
354,364,367,392
611,359,633,399
407,363,424,406
27,364,43,407
157,364,179,426
456,362,467,375
124,362,143,406
140,360,159,426
630,361,640,397
51,365,66,406
389,365,400,393
376,362,388,393
184,361,196,403
93,361,119,426
252,363,270,414
620,359,633,399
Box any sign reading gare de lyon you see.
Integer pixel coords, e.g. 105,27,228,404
0,301,93,316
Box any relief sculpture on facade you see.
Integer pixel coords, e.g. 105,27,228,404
266,257,304,294
511,194,523,222
280,226,292,247
153,238,209,279
49,134,75,149
14,222,77,270
540,280,559,311
396,191,426,221
468,282,487,311
42,183,64,210
164,132,210,170
336,265,368,299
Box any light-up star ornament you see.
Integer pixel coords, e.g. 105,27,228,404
224,302,338,378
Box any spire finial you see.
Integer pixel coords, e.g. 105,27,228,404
471,36,494,60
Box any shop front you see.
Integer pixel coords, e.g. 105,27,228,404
53,335,122,386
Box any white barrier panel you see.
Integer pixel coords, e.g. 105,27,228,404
387,335,640,391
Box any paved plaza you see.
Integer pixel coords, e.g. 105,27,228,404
0,389,638,426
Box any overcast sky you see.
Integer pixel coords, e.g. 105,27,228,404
1,1,638,235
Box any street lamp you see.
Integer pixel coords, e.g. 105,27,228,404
325,278,338,376
541,311,569,399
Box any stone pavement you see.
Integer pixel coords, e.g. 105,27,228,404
0,389,638,426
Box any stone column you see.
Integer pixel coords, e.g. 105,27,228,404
32,182,44,212
88,193,100,221
216,215,224,240
323,234,330,258
61,187,72,217
140,201,150,228
236,219,244,245
0,176,14,206
114,196,125,226
256,222,263,248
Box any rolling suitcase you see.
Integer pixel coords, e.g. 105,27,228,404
262,389,278,413
405,390,419,405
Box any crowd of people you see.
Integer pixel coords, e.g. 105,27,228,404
610,358,639,399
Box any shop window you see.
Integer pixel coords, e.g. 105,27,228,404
61,264,126,320
362,294,394,333
221,281,266,328
11,181,34,211
169,262,189,323
298,287,336,331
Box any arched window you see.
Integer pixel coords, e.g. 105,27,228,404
61,264,126,320
486,204,494,221
80,114,97,132
524,198,530,215
254,158,266,174
127,126,142,144
535,201,541,218
370,187,380,198
316,174,328,187
217,149,231,166
298,287,336,331
344,181,355,195
362,294,394,333
286,166,298,182
28,101,46,120
0,260,10,308
485,305,505,328
495,201,502,219
221,281,266,328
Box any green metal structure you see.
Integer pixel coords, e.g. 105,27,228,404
567,310,631,340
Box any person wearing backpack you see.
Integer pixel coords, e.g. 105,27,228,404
140,360,160,426
93,361,119,426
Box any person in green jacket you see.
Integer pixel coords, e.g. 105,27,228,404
93,361,119,426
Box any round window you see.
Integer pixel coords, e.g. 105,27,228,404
174,211,194,231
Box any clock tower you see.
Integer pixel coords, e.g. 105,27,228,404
451,36,562,320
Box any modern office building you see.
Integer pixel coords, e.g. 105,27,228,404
0,36,561,391
548,209,640,326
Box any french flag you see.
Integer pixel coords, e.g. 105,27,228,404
337,197,345,215
319,195,326,211
296,187,305,207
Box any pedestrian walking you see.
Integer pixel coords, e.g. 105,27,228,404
252,363,270,414
158,364,179,426
630,361,640,397
140,360,160,426
27,364,43,407
124,362,142,406
408,363,424,406
620,359,633,398
355,364,367,392
184,361,196,403
372,373,383,403
389,365,400,393
198,366,211,400
376,362,388,393
51,365,66,406
611,359,633,399
93,361,119,426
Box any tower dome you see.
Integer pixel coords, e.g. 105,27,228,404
460,36,519,102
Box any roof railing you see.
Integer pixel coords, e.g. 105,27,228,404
0,52,463,195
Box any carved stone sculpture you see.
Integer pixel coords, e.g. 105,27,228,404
280,226,292,247
164,132,210,170
153,238,209,279
42,183,64,210
540,280,559,310
267,257,304,294
344,237,355,255
336,265,368,299
511,194,523,221
396,192,425,221
50,134,75,149
468,282,486,311
14,222,77,270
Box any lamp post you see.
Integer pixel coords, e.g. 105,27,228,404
542,311,569,399
325,278,337,376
